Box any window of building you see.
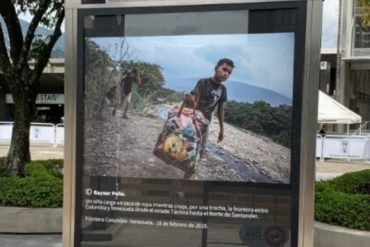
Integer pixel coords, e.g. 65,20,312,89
353,0,370,55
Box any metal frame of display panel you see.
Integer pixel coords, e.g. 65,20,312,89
64,0,322,246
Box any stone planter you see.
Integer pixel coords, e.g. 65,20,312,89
0,206,62,233
314,222,370,247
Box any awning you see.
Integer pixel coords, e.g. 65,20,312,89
318,91,362,124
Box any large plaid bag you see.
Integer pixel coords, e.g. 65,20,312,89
153,102,209,172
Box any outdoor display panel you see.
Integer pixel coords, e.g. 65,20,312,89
64,1,322,247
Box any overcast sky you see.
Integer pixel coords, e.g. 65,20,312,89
322,0,339,49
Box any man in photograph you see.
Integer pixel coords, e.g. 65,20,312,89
120,68,141,119
188,58,234,152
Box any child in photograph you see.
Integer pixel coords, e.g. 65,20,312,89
120,68,141,119
96,84,118,118
187,58,234,153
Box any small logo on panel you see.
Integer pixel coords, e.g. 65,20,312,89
264,225,288,247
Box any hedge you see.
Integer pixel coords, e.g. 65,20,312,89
315,169,370,231
0,159,63,208
0,157,8,177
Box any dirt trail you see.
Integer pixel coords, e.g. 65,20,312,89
84,106,290,183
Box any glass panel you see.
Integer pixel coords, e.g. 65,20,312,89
80,9,296,246
125,11,249,36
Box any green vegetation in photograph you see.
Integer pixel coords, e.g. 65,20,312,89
224,101,292,147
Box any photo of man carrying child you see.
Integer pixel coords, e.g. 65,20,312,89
96,68,141,119
120,68,141,119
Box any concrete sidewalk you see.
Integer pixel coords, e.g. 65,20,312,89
0,145,63,160
315,160,370,180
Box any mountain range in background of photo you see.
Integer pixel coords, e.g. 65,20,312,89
0,18,64,58
165,77,292,106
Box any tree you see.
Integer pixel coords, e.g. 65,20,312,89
224,100,292,148
121,61,165,96
84,39,117,120
0,0,64,176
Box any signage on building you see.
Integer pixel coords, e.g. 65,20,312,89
5,94,64,104
320,61,328,70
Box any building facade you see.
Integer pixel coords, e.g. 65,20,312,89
338,0,370,121
0,58,64,123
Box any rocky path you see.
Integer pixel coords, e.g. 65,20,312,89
84,106,290,183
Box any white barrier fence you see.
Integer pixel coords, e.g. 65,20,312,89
0,122,13,143
316,134,370,162
30,123,55,145
55,124,64,145
0,121,63,147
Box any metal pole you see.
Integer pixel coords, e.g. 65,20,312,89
347,124,350,162
335,0,343,99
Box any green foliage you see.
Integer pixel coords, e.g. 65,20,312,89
122,60,165,96
24,159,63,179
84,38,166,118
131,86,184,113
0,157,9,177
224,101,292,147
131,86,159,112
328,169,370,194
0,159,63,207
315,169,370,230
154,88,184,104
16,0,64,28
107,59,167,113
29,35,48,60
84,39,118,119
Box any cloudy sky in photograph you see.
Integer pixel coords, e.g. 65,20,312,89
93,33,295,98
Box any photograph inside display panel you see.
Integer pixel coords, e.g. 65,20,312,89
83,14,294,184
